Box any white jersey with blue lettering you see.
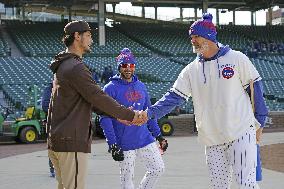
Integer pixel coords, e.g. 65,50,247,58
172,49,261,146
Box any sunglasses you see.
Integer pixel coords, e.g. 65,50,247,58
120,63,135,69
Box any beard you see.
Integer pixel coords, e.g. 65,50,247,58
80,37,92,53
192,45,201,53
121,71,133,80
192,41,209,54
84,49,91,53
84,45,91,53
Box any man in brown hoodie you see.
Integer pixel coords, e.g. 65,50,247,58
47,20,143,189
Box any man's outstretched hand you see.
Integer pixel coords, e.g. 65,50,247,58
138,110,148,124
117,110,149,126
132,110,148,125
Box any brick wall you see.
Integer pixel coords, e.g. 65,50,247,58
168,112,284,136
265,111,284,131
167,114,195,136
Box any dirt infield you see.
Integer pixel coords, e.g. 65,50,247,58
0,142,46,159
0,138,104,159
1,139,284,173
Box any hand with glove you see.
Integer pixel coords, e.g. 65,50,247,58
110,144,124,161
156,135,168,155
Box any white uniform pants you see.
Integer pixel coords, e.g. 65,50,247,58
206,126,259,189
119,142,165,189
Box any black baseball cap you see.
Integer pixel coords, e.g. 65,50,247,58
64,20,91,35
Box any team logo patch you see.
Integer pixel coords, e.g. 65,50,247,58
222,67,234,79
125,91,143,102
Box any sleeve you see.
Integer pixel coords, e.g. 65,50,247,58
146,66,190,119
171,65,192,100
147,91,186,120
143,88,161,138
245,80,268,128
100,116,117,146
41,84,52,113
99,85,118,146
66,63,134,121
238,52,261,88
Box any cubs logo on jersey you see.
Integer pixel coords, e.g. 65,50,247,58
222,66,235,79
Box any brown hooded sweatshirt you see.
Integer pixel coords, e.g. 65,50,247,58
47,52,134,153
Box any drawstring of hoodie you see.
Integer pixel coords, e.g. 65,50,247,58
198,55,207,84
199,54,221,84
197,44,230,84
217,58,221,79
202,59,207,84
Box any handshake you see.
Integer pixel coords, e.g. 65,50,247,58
118,110,149,126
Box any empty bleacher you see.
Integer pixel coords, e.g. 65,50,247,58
0,56,187,111
218,25,253,50
6,21,64,57
0,30,11,57
6,21,151,57
0,21,283,112
0,57,52,84
224,25,284,44
115,22,192,56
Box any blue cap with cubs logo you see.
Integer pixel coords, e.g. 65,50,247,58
189,13,217,43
